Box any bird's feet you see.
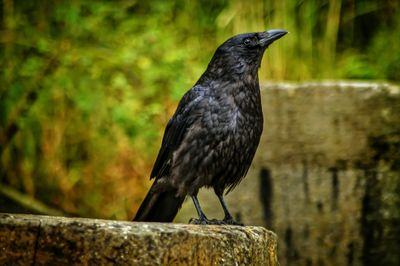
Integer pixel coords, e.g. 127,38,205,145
189,217,243,226
189,217,224,225
222,217,244,226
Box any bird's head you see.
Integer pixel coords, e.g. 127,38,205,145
207,29,287,78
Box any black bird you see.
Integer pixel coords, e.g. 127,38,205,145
133,29,287,225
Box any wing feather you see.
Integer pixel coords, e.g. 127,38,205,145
150,86,206,179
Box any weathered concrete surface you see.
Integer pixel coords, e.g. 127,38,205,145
177,81,400,266
0,213,278,266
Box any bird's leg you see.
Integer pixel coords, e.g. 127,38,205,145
217,194,243,226
189,194,220,225
191,194,208,221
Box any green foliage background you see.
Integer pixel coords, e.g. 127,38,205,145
1,0,399,219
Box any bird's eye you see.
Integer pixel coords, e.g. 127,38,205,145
244,38,251,46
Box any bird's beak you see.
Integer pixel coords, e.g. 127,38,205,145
260,29,288,47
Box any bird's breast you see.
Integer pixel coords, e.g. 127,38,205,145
213,99,263,150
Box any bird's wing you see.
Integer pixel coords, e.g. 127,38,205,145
150,86,206,179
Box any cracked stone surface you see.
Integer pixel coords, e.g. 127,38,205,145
0,213,278,265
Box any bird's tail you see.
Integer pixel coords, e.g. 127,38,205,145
133,184,185,222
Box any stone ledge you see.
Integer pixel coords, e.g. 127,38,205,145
0,213,278,266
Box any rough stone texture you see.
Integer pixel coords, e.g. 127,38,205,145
0,213,278,266
177,81,400,266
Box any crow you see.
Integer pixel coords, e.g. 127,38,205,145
133,29,287,225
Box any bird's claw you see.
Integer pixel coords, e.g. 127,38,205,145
189,217,224,225
189,217,243,225
209,219,226,225
222,218,244,226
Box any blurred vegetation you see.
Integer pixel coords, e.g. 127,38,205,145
0,0,399,220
